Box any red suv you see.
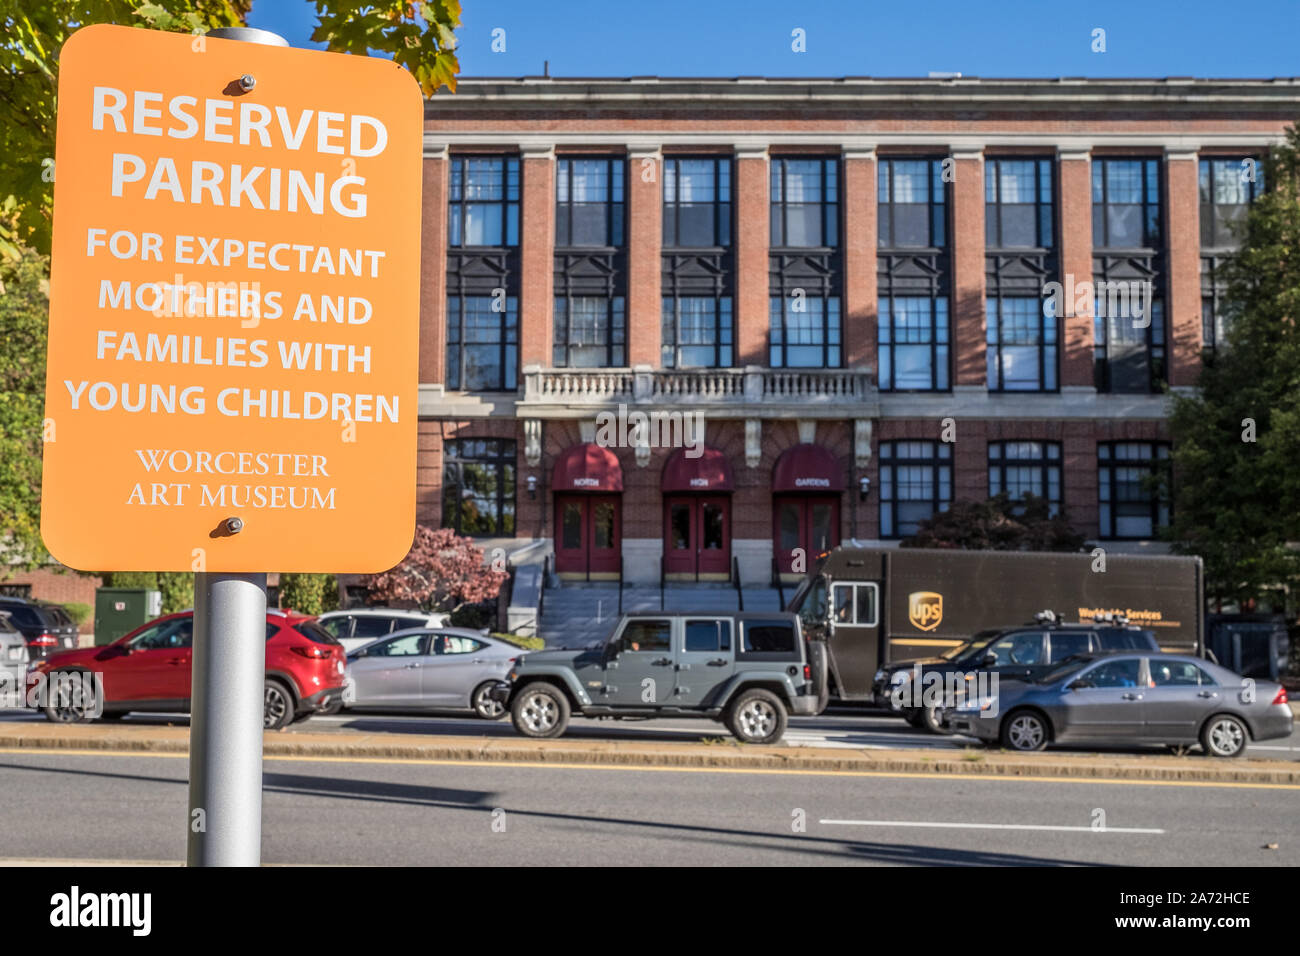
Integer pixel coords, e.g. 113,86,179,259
27,609,346,729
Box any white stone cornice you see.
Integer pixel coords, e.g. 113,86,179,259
520,142,556,160
1164,147,1200,161
734,143,769,160
1057,147,1093,161
627,144,662,160
841,146,877,161
425,143,449,160
950,147,984,161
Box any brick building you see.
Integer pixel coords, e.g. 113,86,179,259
410,78,1295,588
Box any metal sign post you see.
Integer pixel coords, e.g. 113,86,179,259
184,25,284,868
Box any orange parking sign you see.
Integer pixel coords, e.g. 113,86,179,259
42,24,423,573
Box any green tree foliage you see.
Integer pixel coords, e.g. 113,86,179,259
901,494,1087,552
0,0,460,259
278,573,338,615
0,233,50,569
1166,126,1300,607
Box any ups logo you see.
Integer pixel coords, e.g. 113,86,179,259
908,591,943,631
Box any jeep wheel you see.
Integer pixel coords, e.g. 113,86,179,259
725,689,788,745
511,683,570,738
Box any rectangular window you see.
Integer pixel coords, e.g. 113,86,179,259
987,297,1057,391
441,438,517,537
1200,157,1264,249
556,158,625,248
617,619,672,653
1092,158,1161,249
684,619,732,653
449,156,519,248
879,441,953,539
664,157,731,248
662,296,733,368
988,441,1063,515
878,158,946,249
878,296,949,390
554,296,626,367
985,158,1053,249
769,295,841,368
740,619,797,656
1098,442,1171,540
1093,295,1165,393
771,157,839,248
446,295,518,391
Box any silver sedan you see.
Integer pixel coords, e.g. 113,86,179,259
341,627,527,720
945,651,1293,757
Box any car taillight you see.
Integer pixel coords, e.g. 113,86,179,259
1272,687,1288,705
290,646,333,659
803,664,811,681
31,634,58,647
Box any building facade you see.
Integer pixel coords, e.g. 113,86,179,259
408,77,1297,586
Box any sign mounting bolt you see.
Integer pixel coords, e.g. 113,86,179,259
238,74,256,92
224,516,244,535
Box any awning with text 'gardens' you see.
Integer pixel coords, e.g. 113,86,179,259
552,443,623,492
772,444,845,493
661,446,734,493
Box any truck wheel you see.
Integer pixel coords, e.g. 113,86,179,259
511,683,570,738
999,709,1049,752
263,679,295,730
1200,714,1248,758
726,689,788,745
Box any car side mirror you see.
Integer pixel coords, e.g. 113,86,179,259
1067,679,1094,690
981,653,997,667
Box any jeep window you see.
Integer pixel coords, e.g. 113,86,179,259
987,631,1045,666
685,619,731,653
741,619,796,655
618,619,671,653
1047,631,1092,661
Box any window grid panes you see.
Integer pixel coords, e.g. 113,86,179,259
663,296,733,368
988,441,1063,515
878,158,947,248
1098,442,1171,540
554,296,626,367
664,157,731,248
446,295,519,391
449,156,519,248
987,297,1057,391
1092,158,1162,249
771,158,839,248
1093,296,1165,393
879,441,953,539
878,296,949,390
442,439,517,537
769,296,841,368
1199,157,1265,249
556,158,625,248
985,158,1053,249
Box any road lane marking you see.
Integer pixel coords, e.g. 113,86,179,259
0,747,1297,790
820,819,1165,833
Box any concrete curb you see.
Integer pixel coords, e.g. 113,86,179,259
3,723,1298,785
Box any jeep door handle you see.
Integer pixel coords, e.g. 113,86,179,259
1121,692,1142,700
651,658,672,666
676,663,691,671
707,659,729,666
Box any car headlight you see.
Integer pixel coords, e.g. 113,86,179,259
956,697,995,712
873,669,885,682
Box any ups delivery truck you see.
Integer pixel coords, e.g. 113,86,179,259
784,547,1204,703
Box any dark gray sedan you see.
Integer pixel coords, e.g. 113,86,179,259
945,651,1293,757
341,627,528,719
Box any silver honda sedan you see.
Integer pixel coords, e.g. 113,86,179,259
341,627,527,720
945,651,1293,757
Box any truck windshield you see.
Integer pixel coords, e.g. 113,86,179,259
941,629,1002,661
788,577,827,629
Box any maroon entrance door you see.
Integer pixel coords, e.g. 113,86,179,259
773,495,840,575
664,496,731,577
555,495,621,577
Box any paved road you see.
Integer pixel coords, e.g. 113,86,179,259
4,706,1299,759
0,749,1294,866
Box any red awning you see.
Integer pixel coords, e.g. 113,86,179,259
661,447,733,493
772,444,844,493
552,443,623,492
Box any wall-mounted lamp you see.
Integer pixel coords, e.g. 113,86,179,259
858,476,871,501
526,474,538,500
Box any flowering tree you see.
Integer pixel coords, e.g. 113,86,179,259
363,526,507,613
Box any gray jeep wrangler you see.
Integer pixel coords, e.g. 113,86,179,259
489,612,829,744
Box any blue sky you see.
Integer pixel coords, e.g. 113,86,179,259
247,0,1300,78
